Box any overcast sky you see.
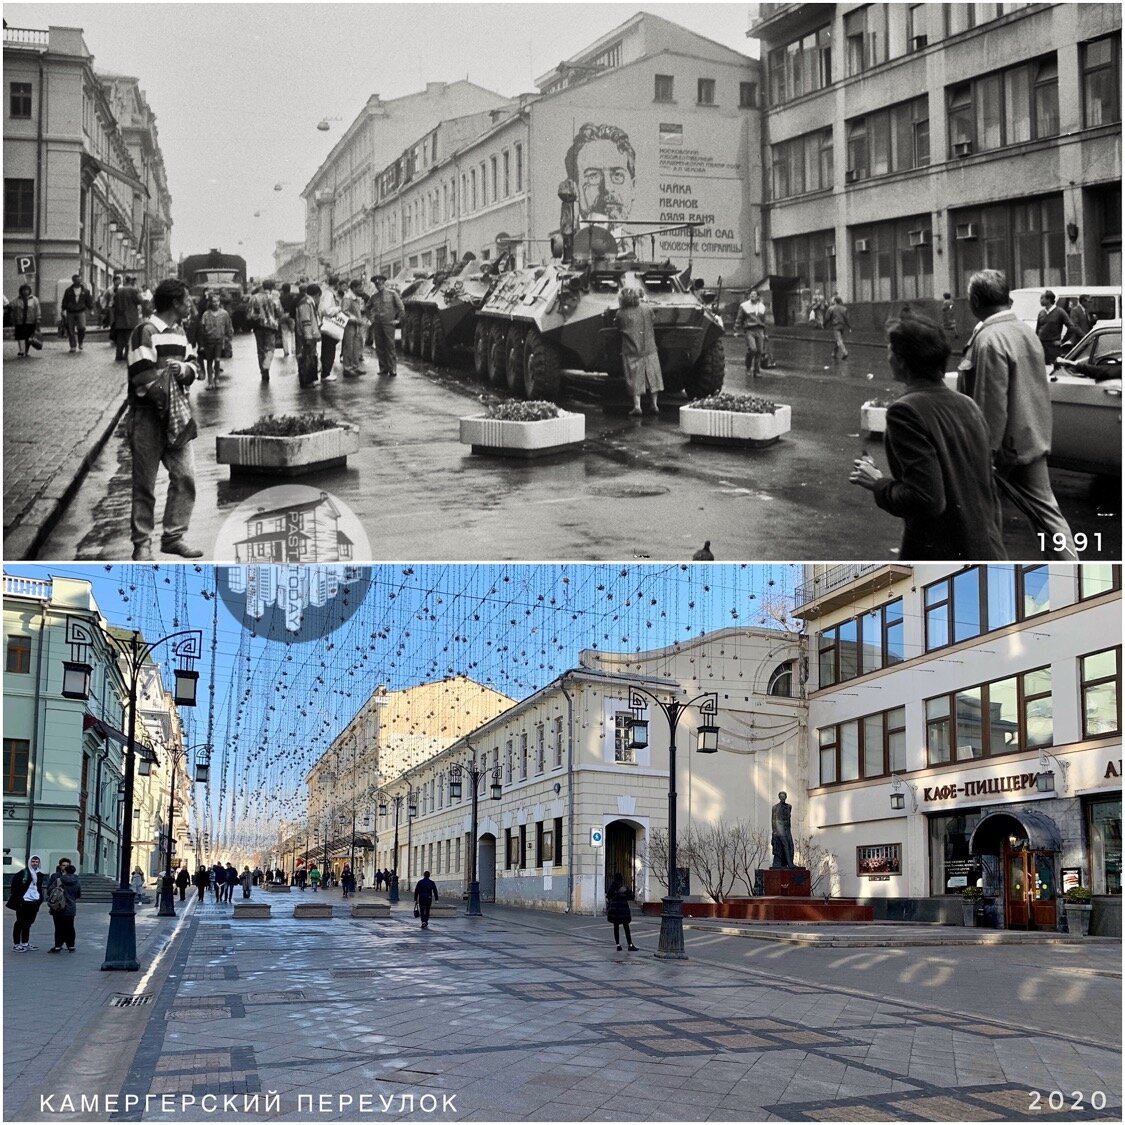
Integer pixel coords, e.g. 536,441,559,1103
9,2,759,277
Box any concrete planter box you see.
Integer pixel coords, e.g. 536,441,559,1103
233,903,271,920
263,883,291,893
294,902,333,919
861,403,889,435
1065,903,1092,936
459,412,585,459
351,901,391,919
427,903,458,917
216,424,360,476
680,404,791,448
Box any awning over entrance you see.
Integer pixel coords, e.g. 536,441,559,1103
351,836,375,850
968,808,1062,855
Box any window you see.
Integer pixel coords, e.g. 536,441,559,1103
767,25,832,106
1082,36,1120,128
923,565,1050,651
490,155,498,203
504,739,513,783
613,711,636,764
906,5,927,50
739,82,757,109
6,635,31,674
852,217,933,303
953,196,1065,294
846,98,929,182
817,598,904,687
771,128,834,199
535,723,545,774
519,733,528,780
470,169,477,211
4,179,34,232
926,667,1052,765
1086,797,1121,895
9,81,32,119
553,816,564,867
515,144,523,192
697,78,716,106
503,150,511,197
845,5,888,76
654,74,674,102
506,829,520,868
819,706,905,786
553,716,564,768
774,230,837,297
1079,565,1121,601
538,823,554,865
1081,648,1120,738
857,843,902,876
4,738,29,796
767,660,795,697
946,55,1058,156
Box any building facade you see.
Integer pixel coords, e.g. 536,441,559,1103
2,574,190,885
302,83,511,282
370,13,763,290
795,563,1121,936
369,627,803,914
3,25,173,315
750,2,1122,328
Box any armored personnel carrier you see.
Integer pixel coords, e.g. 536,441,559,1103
470,224,725,402
400,255,503,364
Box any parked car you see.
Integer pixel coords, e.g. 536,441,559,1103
944,321,1120,478
1048,322,1121,478
1008,286,1120,334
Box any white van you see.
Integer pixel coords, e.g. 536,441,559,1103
1009,285,1121,330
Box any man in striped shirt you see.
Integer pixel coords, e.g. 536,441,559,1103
126,278,203,561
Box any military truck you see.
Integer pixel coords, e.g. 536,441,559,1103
178,249,249,330
400,255,501,364
469,223,725,402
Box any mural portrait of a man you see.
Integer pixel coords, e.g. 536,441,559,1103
564,123,637,223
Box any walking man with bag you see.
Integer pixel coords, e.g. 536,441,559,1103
823,294,851,361
413,870,439,929
126,279,202,561
113,275,143,361
958,269,1077,560
246,280,282,381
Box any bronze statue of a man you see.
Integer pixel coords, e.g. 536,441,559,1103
771,791,795,869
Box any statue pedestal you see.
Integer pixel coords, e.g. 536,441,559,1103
757,868,811,897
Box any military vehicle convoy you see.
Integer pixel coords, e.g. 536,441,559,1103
399,255,502,365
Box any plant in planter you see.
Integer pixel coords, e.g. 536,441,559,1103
459,398,584,459
1063,885,1093,937
961,884,983,928
860,394,896,436
679,392,792,448
216,412,360,476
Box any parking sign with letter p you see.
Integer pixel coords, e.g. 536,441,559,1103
14,254,35,275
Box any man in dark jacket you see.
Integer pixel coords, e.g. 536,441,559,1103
223,863,239,903
193,865,209,902
61,274,95,352
46,862,81,953
413,870,439,929
113,275,143,360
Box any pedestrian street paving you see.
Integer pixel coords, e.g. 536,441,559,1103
9,892,1121,1122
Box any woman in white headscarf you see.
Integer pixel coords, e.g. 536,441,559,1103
6,854,45,951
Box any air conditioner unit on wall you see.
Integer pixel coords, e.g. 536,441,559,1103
953,140,973,157
908,229,931,247
845,168,860,183
955,223,978,241
854,238,870,253
912,35,928,51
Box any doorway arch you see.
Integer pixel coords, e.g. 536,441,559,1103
969,808,1062,930
604,820,644,900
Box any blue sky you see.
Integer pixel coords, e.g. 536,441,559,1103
8,562,799,854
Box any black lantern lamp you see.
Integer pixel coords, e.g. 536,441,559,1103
696,723,719,753
490,774,502,800
1036,770,1055,793
173,669,199,707
62,659,93,700
137,746,154,777
408,799,417,818
628,715,649,750
890,791,906,810
448,774,463,801
194,759,210,784
378,799,388,816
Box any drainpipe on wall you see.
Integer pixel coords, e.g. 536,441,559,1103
560,675,576,914
33,52,45,303
23,602,49,864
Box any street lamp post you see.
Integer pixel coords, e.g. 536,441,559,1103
61,619,202,971
157,743,209,917
625,687,719,961
448,758,502,916
379,788,415,902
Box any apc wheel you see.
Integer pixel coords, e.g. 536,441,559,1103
406,311,420,355
522,328,562,402
429,313,449,365
683,338,725,399
420,312,435,360
473,321,490,380
487,325,508,388
505,328,527,396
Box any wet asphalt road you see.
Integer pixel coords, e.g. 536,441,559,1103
39,332,1120,562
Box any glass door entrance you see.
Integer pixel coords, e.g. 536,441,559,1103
1004,846,1057,929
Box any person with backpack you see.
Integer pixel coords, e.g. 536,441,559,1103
47,862,81,953
413,870,439,930
7,855,46,951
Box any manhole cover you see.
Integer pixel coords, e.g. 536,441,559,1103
589,483,670,499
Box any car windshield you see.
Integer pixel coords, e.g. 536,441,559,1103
1067,328,1121,363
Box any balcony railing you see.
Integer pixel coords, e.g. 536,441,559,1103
3,575,52,601
794,565,881,607
3,27,49,47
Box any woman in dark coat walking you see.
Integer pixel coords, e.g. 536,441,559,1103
193,865,209,902
606,872,638,952
175,863,191,902
47,863,81,952
7,855,46,951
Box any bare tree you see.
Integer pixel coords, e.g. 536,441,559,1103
731,822,771,896
685,822,742,903
796,834,838,895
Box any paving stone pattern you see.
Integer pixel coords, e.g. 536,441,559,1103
5,895,1121,1122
